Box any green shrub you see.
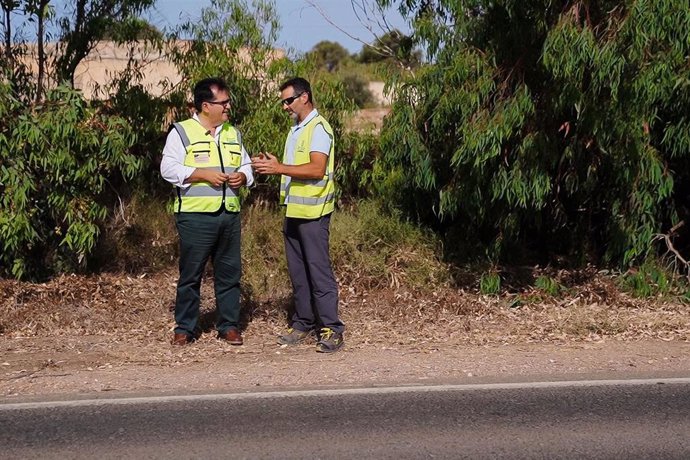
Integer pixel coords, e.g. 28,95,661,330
377,0,690,268
0,85,140,280
621,262,674,298
534,275,563,296
91,195,177,273
479,271,501,295
341,73,374,108
336,131,379,200
330,200,448,289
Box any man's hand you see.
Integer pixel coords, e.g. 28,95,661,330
252,152,282,175
186,169,230,187
226,172,246,188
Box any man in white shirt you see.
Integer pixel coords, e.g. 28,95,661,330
161,77,253,346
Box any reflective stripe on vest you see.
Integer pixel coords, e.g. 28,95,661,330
280,115,335,219
172,119,242,213
279,173,330,195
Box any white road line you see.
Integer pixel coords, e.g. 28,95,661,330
2,377,690,411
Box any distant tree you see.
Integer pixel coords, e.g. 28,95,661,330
54,0,156,86
307,40,350,72
101,16,163,42
357,29,420,68
341,71,373,108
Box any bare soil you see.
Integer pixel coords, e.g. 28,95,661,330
346,108,391,132
1,270,689,399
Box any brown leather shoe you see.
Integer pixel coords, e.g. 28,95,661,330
172,332,193,345
218,328,243,345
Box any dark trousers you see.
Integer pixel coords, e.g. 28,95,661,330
174,210,241,336
283,214,344,334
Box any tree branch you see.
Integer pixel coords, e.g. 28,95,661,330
652,220,690,282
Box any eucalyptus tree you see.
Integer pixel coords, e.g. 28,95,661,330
376,0,690,266
1,0,156,94
0,0,155,279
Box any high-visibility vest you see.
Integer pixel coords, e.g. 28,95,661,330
280,115,335,219
172,119,243,213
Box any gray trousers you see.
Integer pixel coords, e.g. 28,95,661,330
283,214,344,334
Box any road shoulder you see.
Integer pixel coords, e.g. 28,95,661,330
2,338,688,400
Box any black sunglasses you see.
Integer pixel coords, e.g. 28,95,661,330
280,92,305,106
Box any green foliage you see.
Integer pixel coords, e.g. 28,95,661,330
330,200,448,289
336,131,379,200
479,271,501,295
168,0,281,126
376,0,690,267
97,64,172,197
621,261,675,298
307,40,351,72
340,71,374,108
0,84,140,279
357,29,421,69
534,275,563,296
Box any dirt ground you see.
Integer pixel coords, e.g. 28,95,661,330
1,270,689,400
2,337,689,399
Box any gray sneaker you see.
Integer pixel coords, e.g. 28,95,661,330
316,327,344,353
277,327,314,345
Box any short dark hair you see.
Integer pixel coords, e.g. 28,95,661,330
193,77,229,112
279,77,312,104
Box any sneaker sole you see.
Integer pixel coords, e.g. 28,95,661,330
316,342,344,353
277,333,314,345
277,338,310,345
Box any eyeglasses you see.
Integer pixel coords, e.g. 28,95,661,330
206,98,231,107
280,92,305,106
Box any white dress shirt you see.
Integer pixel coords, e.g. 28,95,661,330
160,114,254,189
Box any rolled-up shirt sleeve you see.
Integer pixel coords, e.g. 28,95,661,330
160,129,195,189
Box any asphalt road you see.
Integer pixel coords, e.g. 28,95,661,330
2,378,689,459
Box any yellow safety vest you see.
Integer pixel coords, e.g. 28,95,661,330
172,119,243,213
280,115,335,219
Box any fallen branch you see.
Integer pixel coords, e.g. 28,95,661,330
652,220,690,282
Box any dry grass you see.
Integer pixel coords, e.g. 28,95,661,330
1,203,688,369
1,267,688,349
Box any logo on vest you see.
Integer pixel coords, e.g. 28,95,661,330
194,152,210,164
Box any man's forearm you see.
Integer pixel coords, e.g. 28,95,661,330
277,162,326,180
